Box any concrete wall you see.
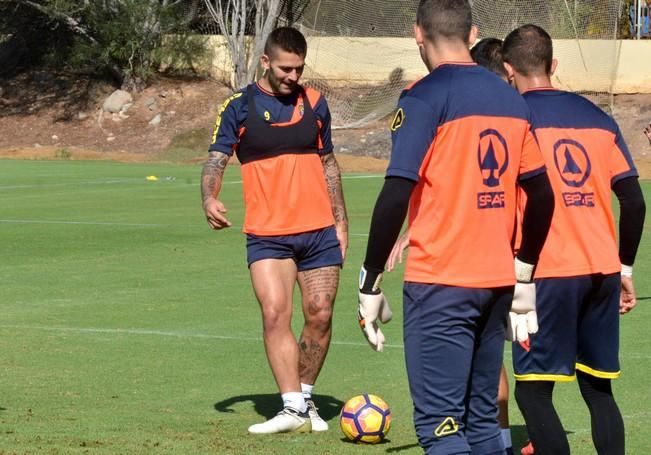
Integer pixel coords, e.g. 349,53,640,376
613,40,651,93
206,36,651,93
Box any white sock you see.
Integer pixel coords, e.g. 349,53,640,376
501,429,512,449
301,383,314,400
281,392,307,413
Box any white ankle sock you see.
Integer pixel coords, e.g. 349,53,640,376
301,383,314,400
282,392,307,413
501,429,512,448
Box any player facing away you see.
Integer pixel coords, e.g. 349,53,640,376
386,36,517,455
356,1,555,453
501,25,647,455
201,27,348,434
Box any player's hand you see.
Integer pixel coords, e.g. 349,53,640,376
336,221,349,262
358,266,393,352
386,230,409,272
620,274,637,315
203,198,231,230
507,259,538,343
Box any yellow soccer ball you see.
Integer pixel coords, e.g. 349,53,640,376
339,394,392,444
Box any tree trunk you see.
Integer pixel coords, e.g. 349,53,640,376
204,0,281,90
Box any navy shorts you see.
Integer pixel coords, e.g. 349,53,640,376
513,273,621,381
403,282,511,455
246,225,343,271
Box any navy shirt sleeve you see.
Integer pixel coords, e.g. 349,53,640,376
313,95,334,155
386,95,439,182
611,125,639,185
208,91,245,156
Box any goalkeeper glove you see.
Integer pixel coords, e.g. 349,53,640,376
358,266,393,352
507,258,538,343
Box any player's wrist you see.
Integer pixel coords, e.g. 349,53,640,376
359,265,383,294
621,264,633,278
202,197,216,208
514,257,535,283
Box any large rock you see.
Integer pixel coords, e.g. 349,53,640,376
102,90,133,113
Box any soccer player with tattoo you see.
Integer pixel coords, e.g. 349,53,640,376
502,24,646,455
201,27,348,434
356,1,555,453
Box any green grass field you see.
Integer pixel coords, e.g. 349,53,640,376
1,159,649,454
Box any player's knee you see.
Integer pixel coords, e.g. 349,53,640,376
304,304,333,333
260,302,292,333
577,371,615,403
514,381,553,411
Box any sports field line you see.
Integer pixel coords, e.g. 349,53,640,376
0,218,371,236
0,219,202,228
0,178,142,190
0,324,402,349
2,324,650,361
0,174,382,191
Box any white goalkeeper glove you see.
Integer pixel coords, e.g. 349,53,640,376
507,258,538,343
358,266,393,352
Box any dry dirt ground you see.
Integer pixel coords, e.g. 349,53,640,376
0,72,650,176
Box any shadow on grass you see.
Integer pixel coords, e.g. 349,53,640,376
214,393,344,421
338,436,392,446
386,442,419,452
512,424,578,451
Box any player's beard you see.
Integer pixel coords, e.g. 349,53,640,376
267,70,297,95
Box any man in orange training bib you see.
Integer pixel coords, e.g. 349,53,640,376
201,27,348,435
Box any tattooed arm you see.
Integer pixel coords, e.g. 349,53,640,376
321,152,349,260
201,151,232,230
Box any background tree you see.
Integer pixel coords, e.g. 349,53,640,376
203,0,281,90
0,0,209,90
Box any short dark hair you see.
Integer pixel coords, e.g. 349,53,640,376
416,0,472,43
502,24,553,76
264,27,307,57
471,38,507,79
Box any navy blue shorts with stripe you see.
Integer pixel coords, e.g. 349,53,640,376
513,273,621,381
403,282,512,455
246,225,343,271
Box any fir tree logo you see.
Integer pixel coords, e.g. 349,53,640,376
480,139,500,187
553,139,591,188
562,147,582,175
478,129,509,187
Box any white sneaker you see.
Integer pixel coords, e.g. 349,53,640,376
306,399,329,432
248,407,312,434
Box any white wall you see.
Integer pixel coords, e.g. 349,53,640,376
206,36,651,93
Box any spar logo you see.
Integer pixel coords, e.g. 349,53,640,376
553,139,594,207
477,129,509,209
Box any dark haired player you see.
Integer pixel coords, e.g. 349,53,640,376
201,27,348,434
355,1,555,453
502,24,646,455
471,38,509,79
387,35,517,454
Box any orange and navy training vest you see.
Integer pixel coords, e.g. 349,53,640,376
387,63,546,288
521,89,638,278
208,83,334,235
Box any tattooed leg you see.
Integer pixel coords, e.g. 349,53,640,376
297,266,339,384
